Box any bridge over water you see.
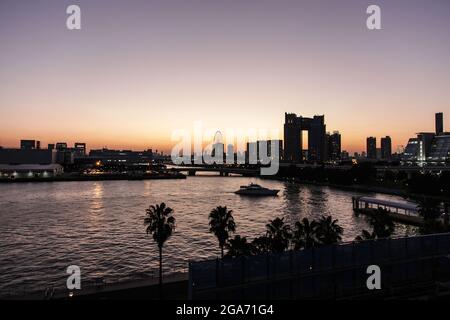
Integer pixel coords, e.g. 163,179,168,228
168,163,450,177
168,166,259,176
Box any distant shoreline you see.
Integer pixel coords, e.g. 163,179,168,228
262,175,450,202
0,172,186,183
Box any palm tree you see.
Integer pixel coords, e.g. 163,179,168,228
355,229,376,242
225,235,252,258
265,217,291,253
416,197,447,234
417,197,442,221
251,236,272,255
209,206,236,258
369,208,395,238
292,218,319,250
144,202,175,299
355,208,394,241
316,216,343,245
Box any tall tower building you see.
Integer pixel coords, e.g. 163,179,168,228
283,113,326,163
436,112,443,135
366,137,377,159
380,136,392,160
283,113,302,162
327,131,341,161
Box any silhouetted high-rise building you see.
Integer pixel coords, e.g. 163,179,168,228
55,142,67,151
380,136,392,160
89,148,153,165
366,137,377,159
417,132,435,161
436,112,443,135
74,143,87,156
429,134,450,163
284,113,326,162
402,132,435,163
20,140,36,150
341,150,349,161
255,140,283,162
327,131,341,161
211,142,225,162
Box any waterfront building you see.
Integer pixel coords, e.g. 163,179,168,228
55,142,68,151
20,139,38,150
74,143,87,157
402,112,448,165
255,140,283,162
416,132,435,162
327,131,341,161
210,142,225,163
89,148,153,165
53,142,74,165
246,142,258,164
381,136,392,160
402,133,435,164
402,138,420,163
366,137,377,159
284,113,326,162
0,164,63,179
0,148,56,165
428,134,450,164
436,112,444,135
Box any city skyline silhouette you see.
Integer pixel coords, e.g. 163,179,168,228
1,0,450,153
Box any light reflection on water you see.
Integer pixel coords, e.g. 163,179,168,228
0,177,417,295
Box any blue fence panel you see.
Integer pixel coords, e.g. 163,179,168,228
335,269,356,294
354,241,371,265
243,282,269,300
372,239,390,262
335,243,354,268
271,252,291,277
314,246,334,271
190,260,217,290
436,233,450,254
298,276,315,298
389,237,408,260
189,233,450,299
219,259,243,286
406,237,420,259
419,235,436,257
245,254,268,282
292,248,313,273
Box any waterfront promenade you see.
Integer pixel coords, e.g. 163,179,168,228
9,273,188,300
0,172,186,183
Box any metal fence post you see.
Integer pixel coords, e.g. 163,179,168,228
333,245,337,299
188,261,193,300
289,251,293,299
266,253,270,299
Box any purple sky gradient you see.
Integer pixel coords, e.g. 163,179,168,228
1,0,449,153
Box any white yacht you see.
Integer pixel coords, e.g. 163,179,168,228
235,183,279,196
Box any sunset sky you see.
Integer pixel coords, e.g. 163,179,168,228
1,0,449,154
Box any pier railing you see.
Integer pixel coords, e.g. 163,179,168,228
188,232,450,299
